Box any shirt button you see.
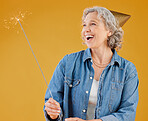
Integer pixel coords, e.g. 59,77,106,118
90,77,93,80
82,109,86,113
69,84,72,87
90,59,93,63
86,91,89,94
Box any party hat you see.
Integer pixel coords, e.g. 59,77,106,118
110,10,131,27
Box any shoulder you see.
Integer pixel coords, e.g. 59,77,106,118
120,57,137,71
62,50,85,61
59,50,85,66
66,50,85,58
119,56,138,81
113,49,137,74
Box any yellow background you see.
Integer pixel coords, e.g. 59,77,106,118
0,0,147,121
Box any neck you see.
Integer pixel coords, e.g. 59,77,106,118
90,46,113,64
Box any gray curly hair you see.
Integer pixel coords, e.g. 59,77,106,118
82,6,124,50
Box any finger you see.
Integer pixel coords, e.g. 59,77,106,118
65,118,79,121
46,111,59,118
46,98,60,107
45,107,60,118
45,102,60,110
46,110,60,115
45,107,61,114
45,106,60,115
46,112,59,117
49,98,60,106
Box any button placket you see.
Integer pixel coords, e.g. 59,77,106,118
69,84,73,87
82,109,86,113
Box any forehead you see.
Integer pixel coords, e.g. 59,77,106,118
83,11,100,23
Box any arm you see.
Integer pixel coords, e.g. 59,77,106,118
100,64,139,121
43,55,67,121
65,118,102,121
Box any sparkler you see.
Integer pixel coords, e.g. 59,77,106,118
16,14,62,120
3,10,53,98
4,11,62,119
16,17,53,98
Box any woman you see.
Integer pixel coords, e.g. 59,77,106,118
44,6,139,121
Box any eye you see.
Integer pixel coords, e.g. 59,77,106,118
82,24,86,27
91,23,96,26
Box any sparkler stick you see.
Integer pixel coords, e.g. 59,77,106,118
16,17,53,98
17,17,62,120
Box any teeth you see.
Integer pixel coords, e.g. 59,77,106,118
86,35,94,40
86,35,94,38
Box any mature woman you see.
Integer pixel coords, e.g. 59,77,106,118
44,6,139,121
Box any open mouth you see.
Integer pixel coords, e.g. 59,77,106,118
86,35,94,41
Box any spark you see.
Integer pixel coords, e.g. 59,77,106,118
16,18,19,21
3,10,32,34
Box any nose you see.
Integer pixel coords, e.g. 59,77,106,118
83,25,91,32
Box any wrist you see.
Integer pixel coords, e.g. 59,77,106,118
88,119,102,121
46,111,59,120
50,115,59,120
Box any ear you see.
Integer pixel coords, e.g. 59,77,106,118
107,31,112,37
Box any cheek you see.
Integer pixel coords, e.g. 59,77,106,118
81,30,85,40
81,29,85,35
96,30,108,38
81,29,85,37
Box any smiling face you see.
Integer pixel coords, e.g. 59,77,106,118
82,12,111,49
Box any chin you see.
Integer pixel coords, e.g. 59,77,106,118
86,43,97,49
86,45,96,49
85,40,98,49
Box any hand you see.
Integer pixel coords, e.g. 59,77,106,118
65,117,84,121
65,118,102,121
45,98,61,119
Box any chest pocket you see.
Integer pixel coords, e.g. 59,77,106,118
109,67,124,113
64,77,80,88
64,77,80,104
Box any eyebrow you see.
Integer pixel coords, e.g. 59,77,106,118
90,19,99,23
82,19,99,24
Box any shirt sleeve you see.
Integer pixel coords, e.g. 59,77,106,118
100,63,139,121
43,55,67,121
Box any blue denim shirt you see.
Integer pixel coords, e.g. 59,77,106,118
44,48,139,121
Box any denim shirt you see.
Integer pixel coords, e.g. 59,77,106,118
44,48,139,121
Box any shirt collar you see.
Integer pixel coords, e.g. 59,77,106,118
83,48,121,67
83,48,92,62
110,49,121,67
